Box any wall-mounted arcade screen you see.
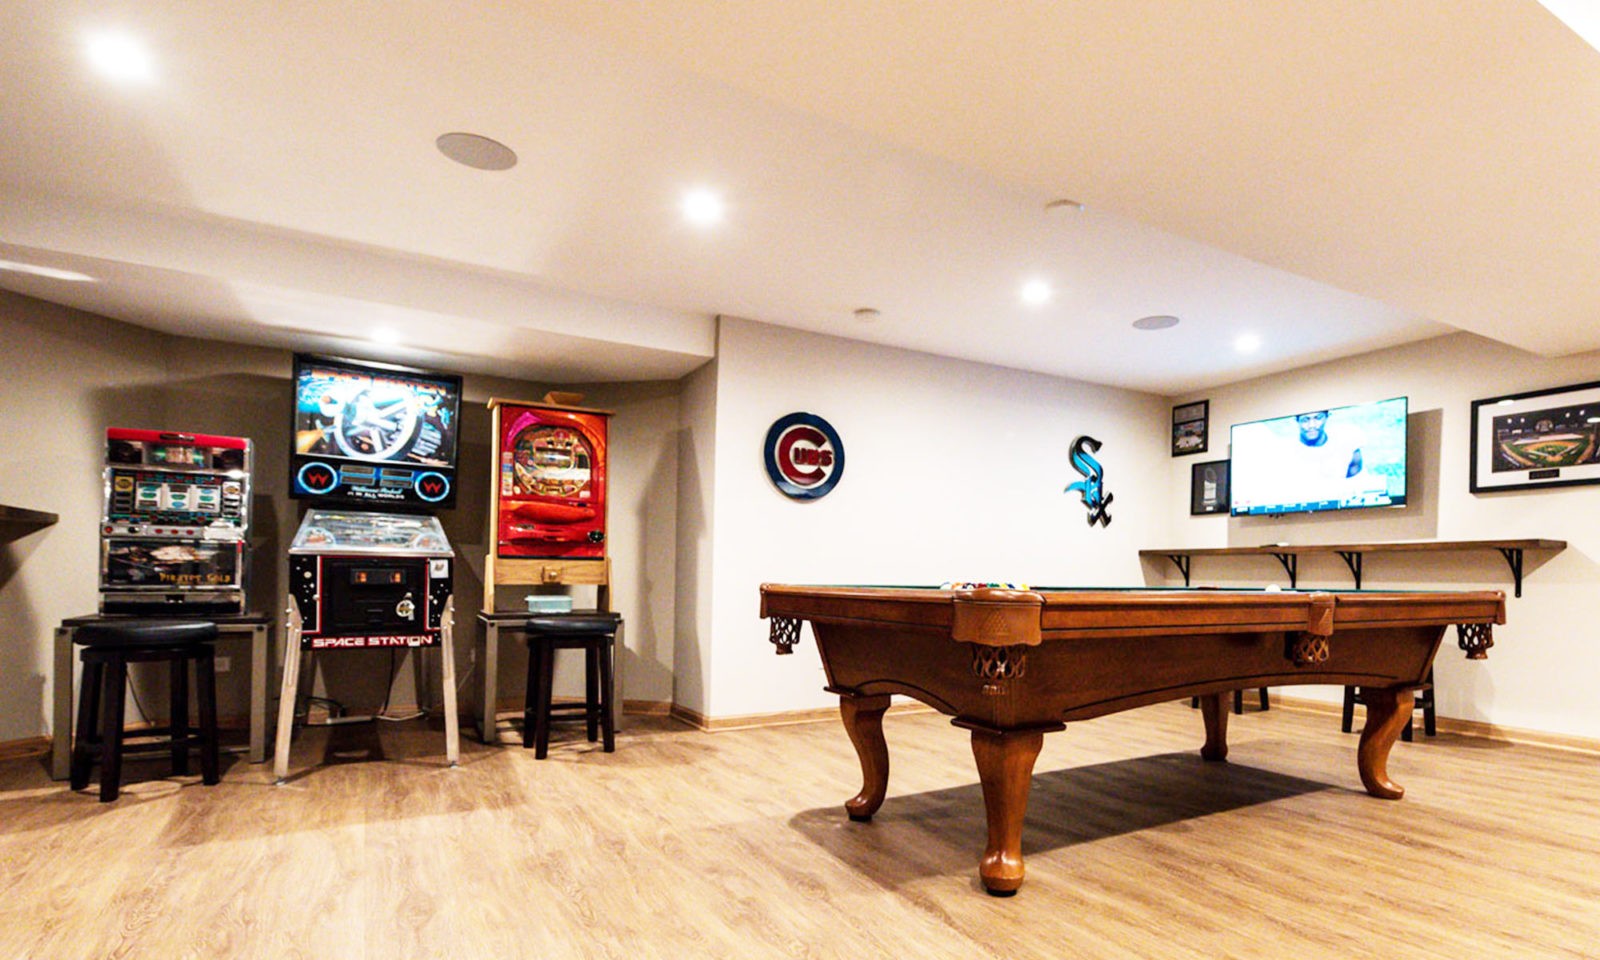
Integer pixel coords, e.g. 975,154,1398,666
1229,396,1408,516
290,354,463,509
492,400,609,558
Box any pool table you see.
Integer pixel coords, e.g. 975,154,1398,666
759,584,1505,895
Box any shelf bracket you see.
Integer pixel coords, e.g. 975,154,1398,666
1336,551,1364,591
1271,552,1298,589
1165,554,1192,587
1497,548,1525,598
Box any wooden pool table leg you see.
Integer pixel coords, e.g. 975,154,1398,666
1357,685,1417,800
838,693,892,821
970,728,1044,896
1197,692,1229,761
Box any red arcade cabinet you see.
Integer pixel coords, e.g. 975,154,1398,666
491,398,609,559
484,397,613,612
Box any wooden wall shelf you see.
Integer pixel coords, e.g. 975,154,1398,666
0,505,59,526
1139,539,1566,597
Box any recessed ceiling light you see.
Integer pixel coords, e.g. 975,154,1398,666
1045,198,1085,213
85,31,156,84
1133,315,1179,330
1234,333,1262,353
436,133,517,171
681,187,725,226
1019,279,1053,306
0,259,96,282
853,308,880,322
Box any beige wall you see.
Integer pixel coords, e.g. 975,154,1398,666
0,292,679,744
7,288,1596,745
0,293,170,743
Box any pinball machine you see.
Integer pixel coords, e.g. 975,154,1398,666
274,354,464,781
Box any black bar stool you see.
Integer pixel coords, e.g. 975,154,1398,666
1342,668,1436,742
1188,688,1270,713
523,613,621,759
70,619,221,801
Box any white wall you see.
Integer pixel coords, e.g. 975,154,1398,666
1162,332,1600,739
673,357,718,714
694,316,1172,719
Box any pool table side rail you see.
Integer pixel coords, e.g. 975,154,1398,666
759,585,1506,643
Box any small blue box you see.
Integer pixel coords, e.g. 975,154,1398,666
525,595,574,614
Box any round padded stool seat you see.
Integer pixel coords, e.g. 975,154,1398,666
74,620,219,648
525,613,620,637
70,619,221,801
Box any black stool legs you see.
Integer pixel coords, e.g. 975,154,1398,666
1342,668,1436,742
69,661,104,795
195,645,220,786
521,614,620,759
70,622,221,801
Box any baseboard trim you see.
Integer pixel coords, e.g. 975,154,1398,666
492,697,676,719
8,696,1592,758
0,712,255,763
669,700,934,733
1270,693,1600,756
0,736,49,762
623,699,673,717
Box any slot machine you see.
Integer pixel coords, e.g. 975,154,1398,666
99,429,252,614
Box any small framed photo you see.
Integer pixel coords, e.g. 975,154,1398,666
1172,400,1209,456
1471,379,1600,493
1190,459,1230,515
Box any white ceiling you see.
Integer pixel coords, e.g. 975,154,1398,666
2,1,1596,394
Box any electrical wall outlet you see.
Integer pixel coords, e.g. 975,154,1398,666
215,656,231,673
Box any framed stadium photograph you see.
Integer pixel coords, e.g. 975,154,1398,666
1471,379,1600,493
1172,400,1209,456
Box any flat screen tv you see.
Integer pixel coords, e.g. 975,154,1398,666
289,354,463,510
1229,397,1408,516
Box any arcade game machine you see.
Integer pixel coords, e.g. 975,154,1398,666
475,396,612,743
273,354,463,781
100,429,252,614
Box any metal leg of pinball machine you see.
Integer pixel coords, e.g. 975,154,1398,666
440,595,460,767
273,603,305,783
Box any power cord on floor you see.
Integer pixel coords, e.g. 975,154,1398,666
376,647,424,722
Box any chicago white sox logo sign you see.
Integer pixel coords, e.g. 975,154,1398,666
764,412,845,500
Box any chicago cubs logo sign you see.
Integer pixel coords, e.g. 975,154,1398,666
764,412,845,500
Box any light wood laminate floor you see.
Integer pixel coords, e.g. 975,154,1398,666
0,702,1595,959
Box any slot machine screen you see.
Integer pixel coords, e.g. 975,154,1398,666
289,354,463,509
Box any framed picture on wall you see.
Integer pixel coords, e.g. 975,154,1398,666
1471,379,1600,492
1172,400,1208,456
1190,459,1230,515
